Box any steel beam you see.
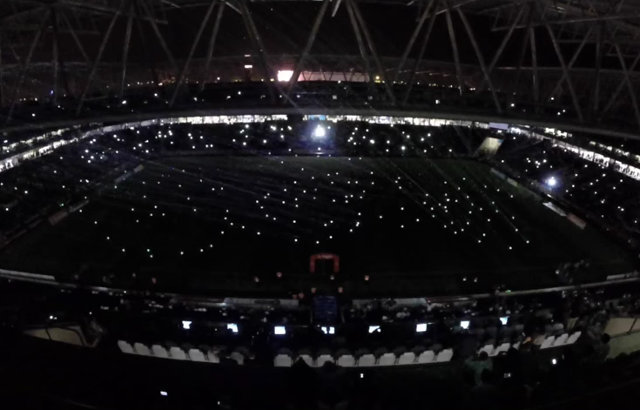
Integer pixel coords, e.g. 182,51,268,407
75,1,126,115
394,0,436,82
60,11,90,64
345,0,373,90
139,0,178,74
200,1,225,91
170,0,218,107
529,26,539,110
331,0,343,17
287,0,331,94
601,52,640,117
119,2,135,98
0,33,3,107
544,20,584,122
593,22,602,114
6,10,50,123
478,6,525,93
349,0,396,104
445,3,463,95
51,8,60,105
345,0,396,105
237,0,277,102
402,2,439,105
456,7,502,113
613,43,640,129
548,25,594,101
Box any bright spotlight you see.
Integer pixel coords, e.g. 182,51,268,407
274,325,286,335
181,320,192,330
551,358,557,365
416,323,428,333
321,326,335,335
368,325,381,334
313,124,326,139
277,69,294,82
499,316,509,325
227,323,239,333
546,176,558,188
460,320,470,330
160,390,168,397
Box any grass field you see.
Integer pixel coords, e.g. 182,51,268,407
0,155,635,296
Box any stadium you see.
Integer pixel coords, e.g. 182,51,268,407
2,1,640,409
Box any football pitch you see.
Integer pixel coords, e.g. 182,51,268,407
0,155,635,296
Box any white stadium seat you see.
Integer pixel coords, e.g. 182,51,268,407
377,353,396,366
552,333,569,347
169,346,187,360
566,331,582,345
397,352,416,365
117,340,134,354
207,350,220,363
436,349,453,362
316,354,335,367
491,343,510,357
188,348,207,362
337,354,356,367
357,353,376,367
478,344,494,356
152,344,170,358
417,350,435,364
297,354,315,367
133,342,151,356
274,354,293,367
230,351,245,365
540,336,555,349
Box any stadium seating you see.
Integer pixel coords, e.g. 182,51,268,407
274,354,293,367
566,331,582,345
337,354,356,367
152,344,170,358
491,343,510,356
540,336,556,349
417,350,435,364
397,352,416,365
377,353,396,366
117,340,134,354
316,354,334,367
188,348,207,362
230,351,245,365
357,354,376,367
552,333,569,347
436,349,454,362
169,346,188,360
297,353,315,367
133,342,151,356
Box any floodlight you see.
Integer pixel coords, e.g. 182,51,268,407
274,325,286,335
416,323,428,333
277,70,294,82
313,125,326,139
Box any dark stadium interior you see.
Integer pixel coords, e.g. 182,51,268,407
3,1,640,410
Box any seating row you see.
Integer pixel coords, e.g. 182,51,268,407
274,348,453,368
476,331,582,356
117,340,245,365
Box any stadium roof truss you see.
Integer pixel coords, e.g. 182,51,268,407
1,0,640,133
